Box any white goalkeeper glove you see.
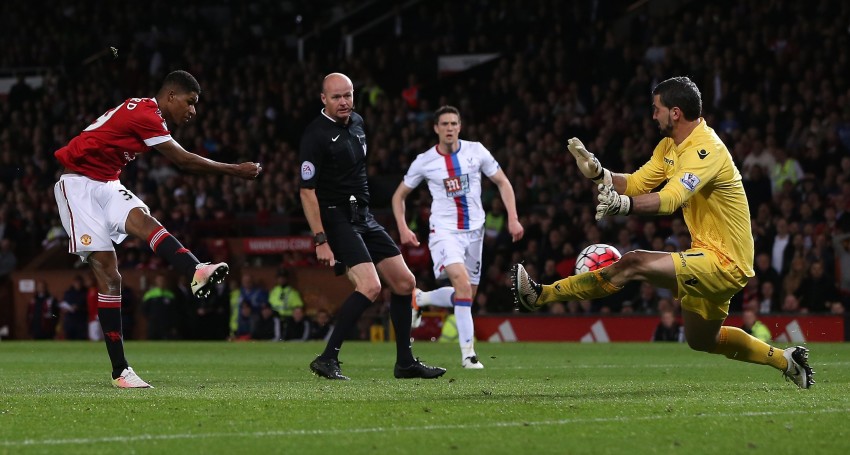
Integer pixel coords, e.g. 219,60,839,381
596,184,632,220
567,137,612,185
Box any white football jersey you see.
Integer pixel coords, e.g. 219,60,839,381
403,140,500,231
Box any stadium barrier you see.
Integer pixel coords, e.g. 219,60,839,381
472,314,846,342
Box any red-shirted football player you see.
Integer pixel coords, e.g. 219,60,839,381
54,70,262,388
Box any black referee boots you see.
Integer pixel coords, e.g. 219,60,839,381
394,358,446,379
310,356,349,380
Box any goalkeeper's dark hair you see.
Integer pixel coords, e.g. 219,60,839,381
652,76,701,121
434,105,461,123
161,70,201,95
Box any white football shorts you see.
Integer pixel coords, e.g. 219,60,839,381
428,227,484,285
54,174,148,259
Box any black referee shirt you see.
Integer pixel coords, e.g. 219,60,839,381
299,110,370,206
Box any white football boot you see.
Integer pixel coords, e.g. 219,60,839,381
191,262,230,298
783,346,814,388
112,367,152,388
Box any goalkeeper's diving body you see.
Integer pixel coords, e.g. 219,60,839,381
512,76,814,388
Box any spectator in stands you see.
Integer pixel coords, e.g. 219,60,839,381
770,147,805,194
28,280,58,340
252,302,281,341
310,309,334,341
741,138,777,181
193,281,230,340
7,74,33,110
0,239,16,280
237,274,269,316
142,274,178,340
741,309,772,342
653,310,682,342
548,302,567,314
781,294,804,314
282,306,311,342
782,256,808,303
753,252,780,293
758,281,779,314
41,219,66,250
797,261,841,313
231,301,254,341
613,227,639,257
59,275,88,340
832,232,850,300
768,218,793,276
268,269,304,318
626,282,662,315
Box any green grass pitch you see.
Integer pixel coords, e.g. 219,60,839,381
1,341,848,454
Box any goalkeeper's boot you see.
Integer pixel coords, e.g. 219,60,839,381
511,263,544,311
394,358,446,379
462,355,484,369
191,262,230,298
411,288,424,329
112,367,152,388
310,356,350,380
783,346,814,389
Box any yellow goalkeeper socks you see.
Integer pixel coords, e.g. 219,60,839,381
539,270,622,304
711,326,788,370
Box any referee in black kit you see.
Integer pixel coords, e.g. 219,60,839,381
299,72,445,380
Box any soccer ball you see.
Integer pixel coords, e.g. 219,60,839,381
574,244,622,274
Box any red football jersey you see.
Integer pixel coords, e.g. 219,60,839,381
55,97,173,181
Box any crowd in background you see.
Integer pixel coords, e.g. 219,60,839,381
2,0,850,337
25,267,337,342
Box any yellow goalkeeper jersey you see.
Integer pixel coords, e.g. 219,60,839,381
623,119,754,277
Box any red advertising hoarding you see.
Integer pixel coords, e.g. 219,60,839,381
471,315,844,342
242,236,314,254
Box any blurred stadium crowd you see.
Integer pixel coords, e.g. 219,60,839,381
2,0,850,336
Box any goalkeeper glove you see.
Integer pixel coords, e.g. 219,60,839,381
595,184,632,220
567,137,612,185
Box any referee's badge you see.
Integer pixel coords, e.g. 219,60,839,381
301,161,315,180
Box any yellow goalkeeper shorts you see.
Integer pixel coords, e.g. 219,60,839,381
671,248,749,321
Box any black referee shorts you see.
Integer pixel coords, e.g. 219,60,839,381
320,206,401,268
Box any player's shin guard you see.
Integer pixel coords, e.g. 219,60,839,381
98,293,128,378
389,293,416,366
148,226,200,276
711,326,787,370
541,270,622,304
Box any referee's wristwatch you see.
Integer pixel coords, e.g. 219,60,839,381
313,232,327,246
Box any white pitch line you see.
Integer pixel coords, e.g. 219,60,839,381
3,407,848,447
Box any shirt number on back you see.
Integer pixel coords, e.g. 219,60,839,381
83,99,143,131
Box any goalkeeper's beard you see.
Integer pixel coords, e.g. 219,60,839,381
658,113,674,138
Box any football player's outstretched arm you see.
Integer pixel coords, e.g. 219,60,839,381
489,169,524,242
155,140,262,179
567,138,631,193
567,137,611,185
